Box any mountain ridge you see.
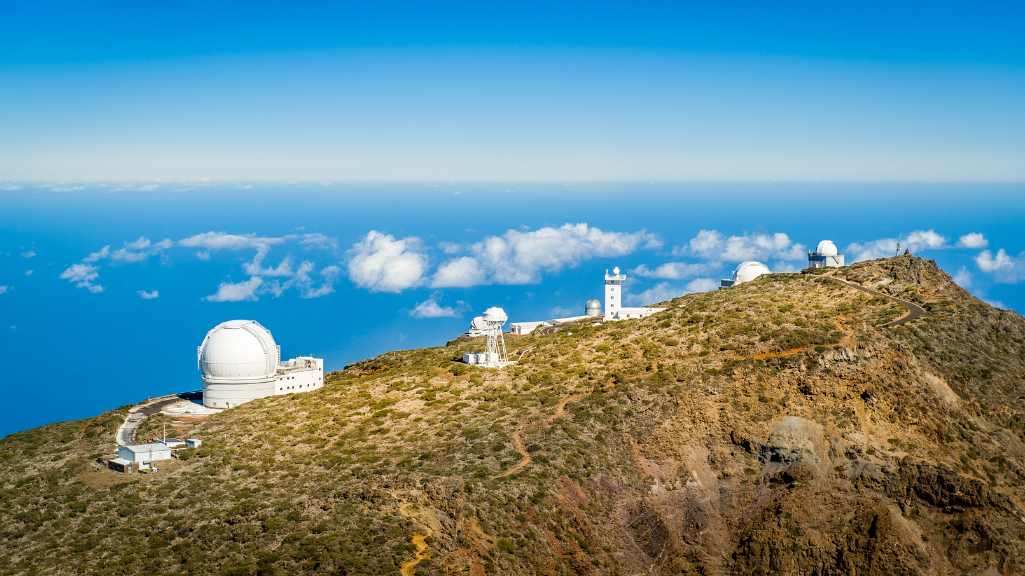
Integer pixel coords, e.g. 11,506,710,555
3,255,1025,575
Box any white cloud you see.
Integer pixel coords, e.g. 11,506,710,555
432,223,659,287
282,261,341,299
205,276,263,302
137,289,160,300
975,248,1025,283
976,249,1013,273
83,245,110,263
20,250,36,259
846,229,947,262
178,231,286,252
952,266,972,288
676,229,806,262
957,232,988,249
0,285,8,295
627,282,679,305
298,233,338,250
626,277,717,306
438,241,463,255
196,251,211,261
431,256,486,288
410,295,459,318
632,261,710,280
685,277,720,293
110,236,173,263
59,263,103,293
347,231,427,292
301,264,341,299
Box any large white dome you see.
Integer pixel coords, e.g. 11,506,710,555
816,240,839,257
733,261,770,284
198,320,279,383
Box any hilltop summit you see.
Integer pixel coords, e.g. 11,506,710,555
3,255,1025,575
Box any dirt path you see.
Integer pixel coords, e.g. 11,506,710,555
497,430,531,478
400,532,431,576
818,275,927,328
496,392,585,479
115,395,182,446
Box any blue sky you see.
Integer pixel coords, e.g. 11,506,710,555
2,1,1024,181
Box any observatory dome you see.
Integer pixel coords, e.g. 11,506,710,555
732,261,770,285
198,320,278,383
816,240,839,257
585,298,602,317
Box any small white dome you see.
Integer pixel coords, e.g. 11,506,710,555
470,316,487,330
198,320,278,382
585,298,602,316
816,240,839,257
733,261,770,284
612,266,621,275
483,306,508,324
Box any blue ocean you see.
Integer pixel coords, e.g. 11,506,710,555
1,183,1023,437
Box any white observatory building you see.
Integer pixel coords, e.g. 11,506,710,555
504,267,662,335
721,261,770,288
808,240,845,269
463,307,512,367
604,266,663,320
198,320,324,409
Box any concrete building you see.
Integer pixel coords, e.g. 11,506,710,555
808,240,845,269
604,266,663,321
721,261,770,288
117,442,172,470
198,320,324,409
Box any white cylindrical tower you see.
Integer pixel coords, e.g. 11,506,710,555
198,320,279,408
604,266,625,320
585,298,602,317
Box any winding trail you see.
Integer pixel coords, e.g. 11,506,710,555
497,430,531,479
496,392,585,479
400,533,431,576
818,275,927,328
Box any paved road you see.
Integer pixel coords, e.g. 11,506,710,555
115,395,182,446
817,275,927,328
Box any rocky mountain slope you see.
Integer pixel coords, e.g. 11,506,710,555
3,255,1025,575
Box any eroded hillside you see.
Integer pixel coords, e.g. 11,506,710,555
3,256,1025,575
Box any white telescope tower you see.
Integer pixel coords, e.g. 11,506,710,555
482,306,509,367
463,306,512,368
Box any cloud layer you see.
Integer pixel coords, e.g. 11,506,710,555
676,230,806,262
432,223,659,288
61,231,342,301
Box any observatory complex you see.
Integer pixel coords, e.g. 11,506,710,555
198,320,324,409
501,266,662,337
721,261,771,288
808,239,845,268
